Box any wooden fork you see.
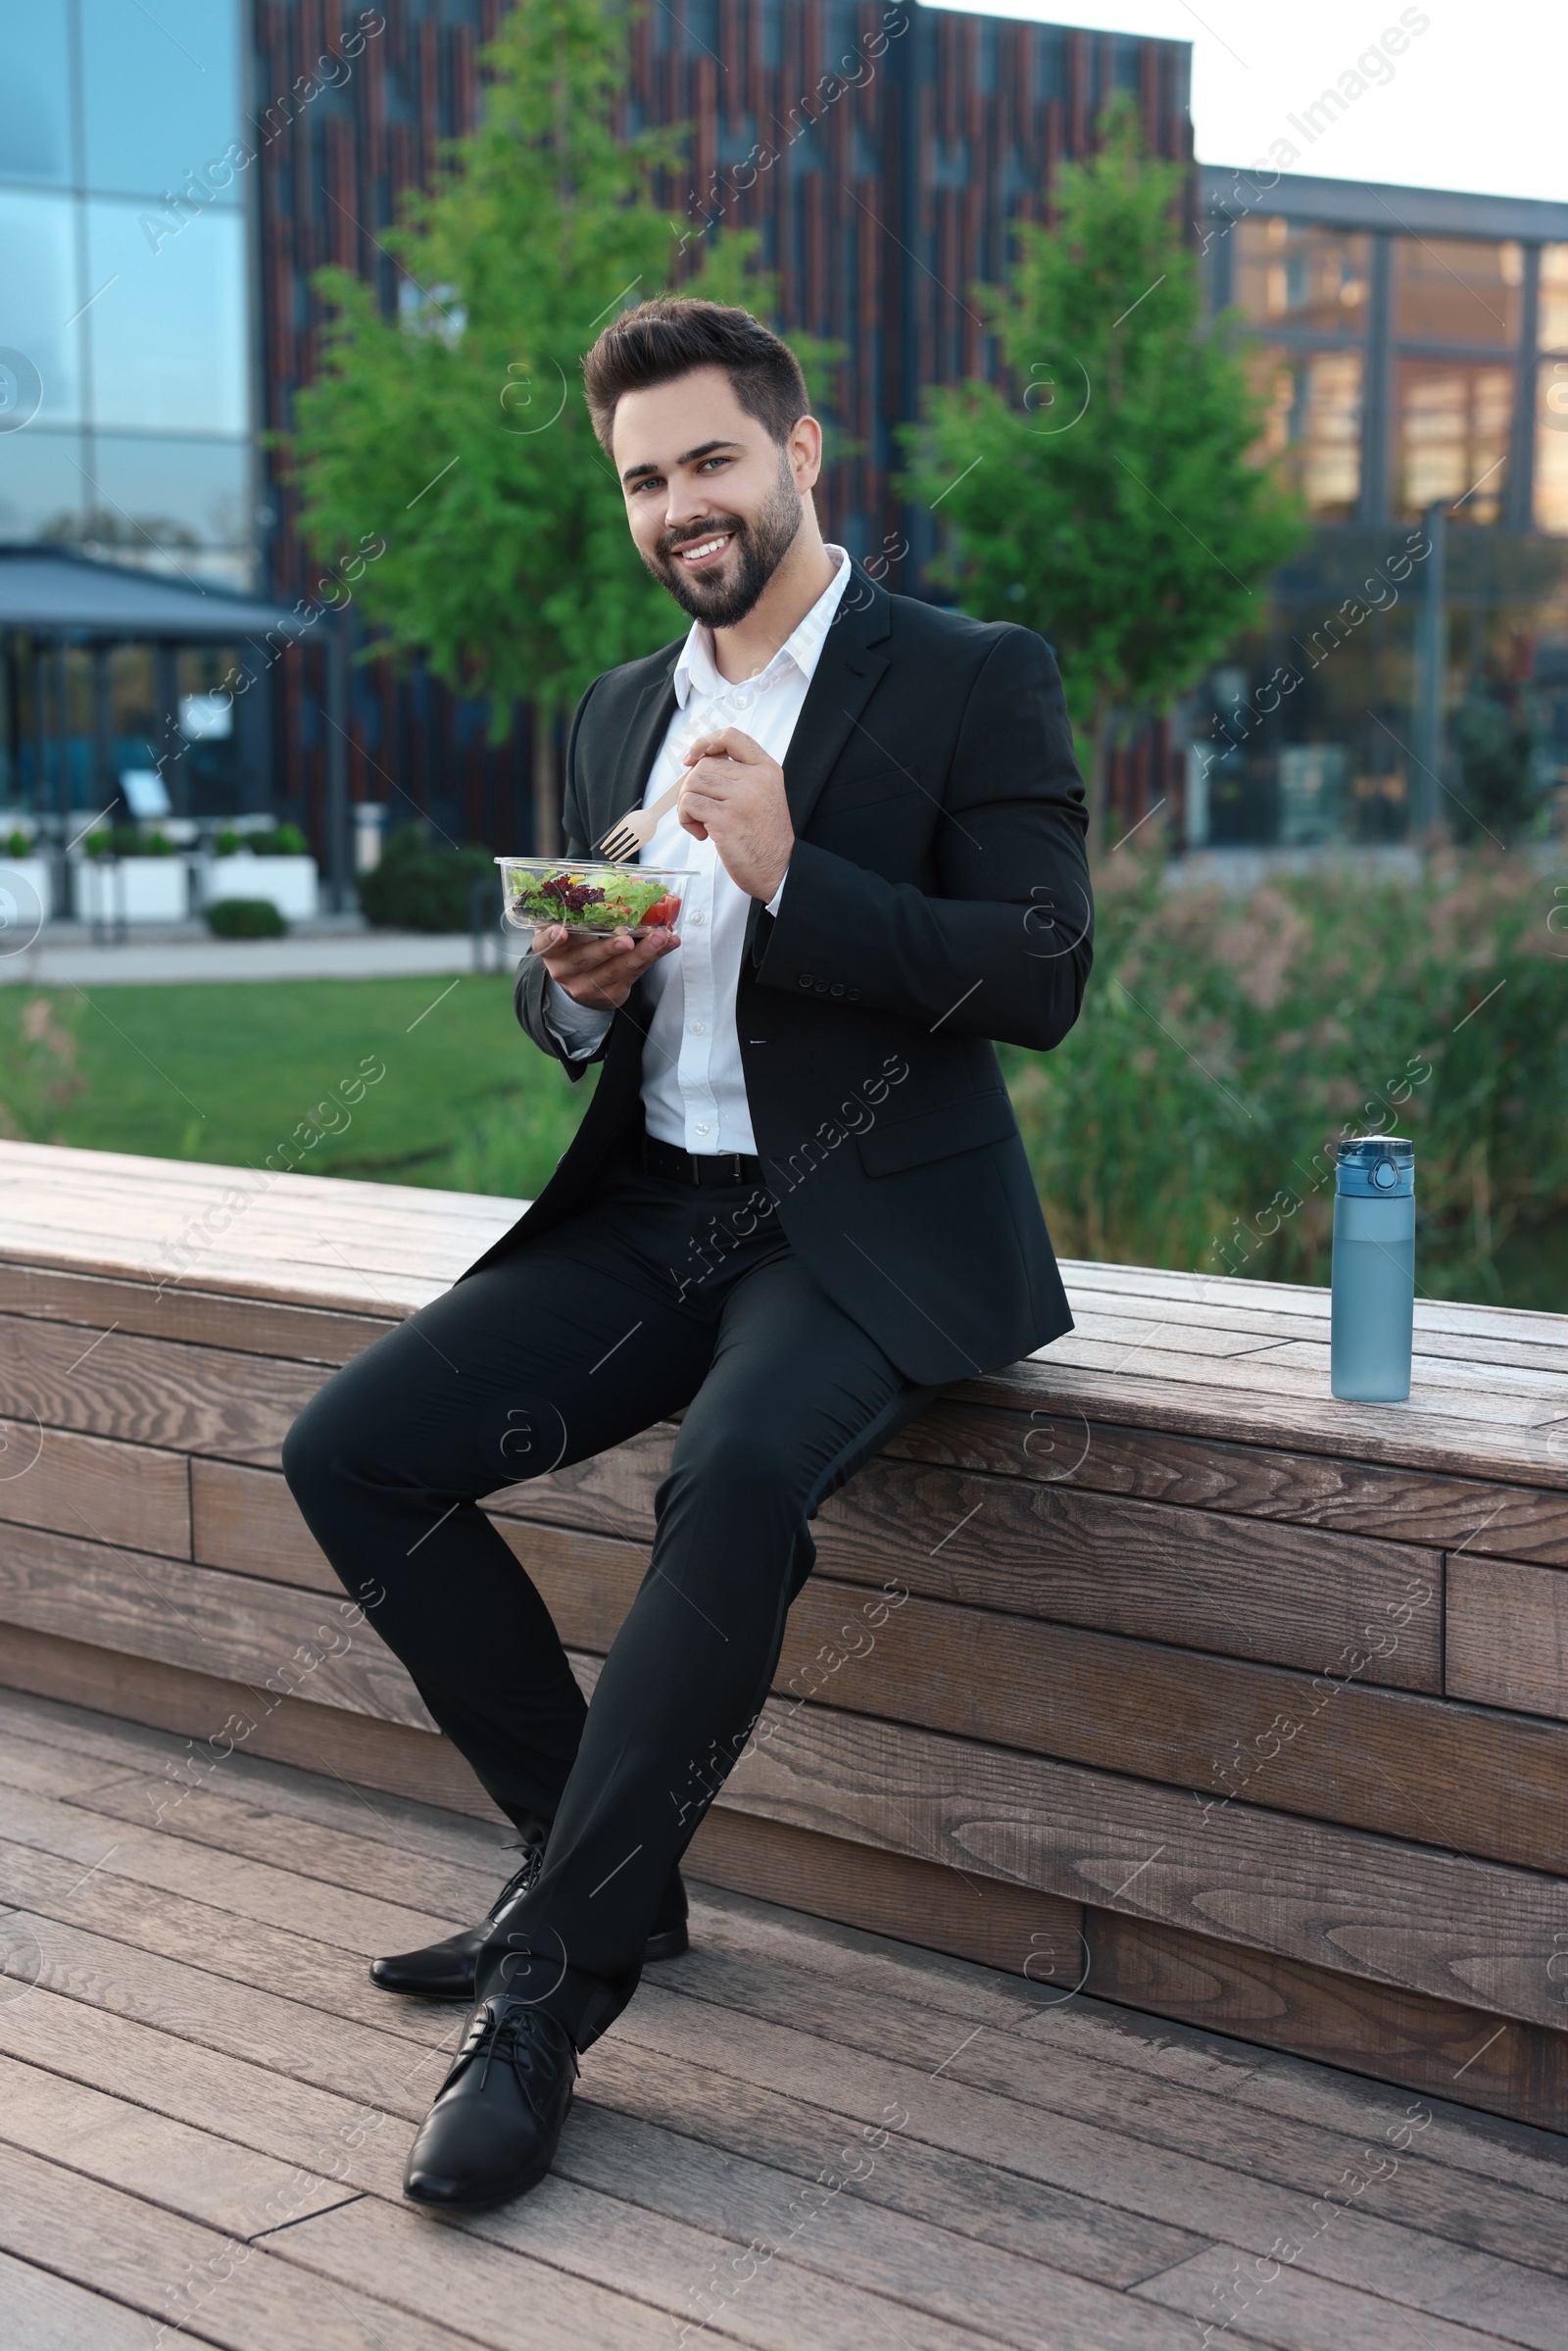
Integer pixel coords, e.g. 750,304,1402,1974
598,778,681,864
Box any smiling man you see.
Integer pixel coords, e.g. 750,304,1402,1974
282,296,1093,2211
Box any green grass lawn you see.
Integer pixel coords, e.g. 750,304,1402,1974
0,974,595,1202
4,970,1562,1313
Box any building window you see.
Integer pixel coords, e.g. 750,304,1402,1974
1253,348,1363,519
1395,360,1512,523
1391,236,1523,346
1540,244,1568,354
1536,359,1568,535
1233,218,1371,333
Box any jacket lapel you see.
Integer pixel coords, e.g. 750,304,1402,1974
780,563,892,839
586,650,681,850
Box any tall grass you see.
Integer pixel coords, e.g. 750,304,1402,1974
1001,851,1568,1301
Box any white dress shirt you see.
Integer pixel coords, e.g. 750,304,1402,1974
543,544,854,1153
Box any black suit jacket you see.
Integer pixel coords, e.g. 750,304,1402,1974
461,563,1094,1384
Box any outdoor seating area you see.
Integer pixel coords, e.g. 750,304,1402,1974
2,1140,1568,2341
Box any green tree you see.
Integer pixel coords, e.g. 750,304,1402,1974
287,0,686,855
901,100,1308,856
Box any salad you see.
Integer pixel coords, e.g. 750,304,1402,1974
504,863,683,936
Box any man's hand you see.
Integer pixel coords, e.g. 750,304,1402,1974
678,727,794,902
530,922,677,1011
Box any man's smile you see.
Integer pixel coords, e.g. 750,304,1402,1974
673,531,735,569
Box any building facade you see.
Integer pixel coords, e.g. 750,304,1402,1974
1,1,1192,850
0,0,263,813
1188,165,1568,853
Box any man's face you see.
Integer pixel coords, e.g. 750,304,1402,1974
612,366,813,626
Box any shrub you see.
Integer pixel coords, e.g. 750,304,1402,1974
3,827,31,858
217,822,311,857
206,898,288,939
358,825,496,933
1002,849,1568,1303
85,825,176,858
253,821,311,857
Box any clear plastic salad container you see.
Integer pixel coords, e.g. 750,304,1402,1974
495,857,686,940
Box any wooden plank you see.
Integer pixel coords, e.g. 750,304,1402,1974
293,2168,1036,2351
0,1823,473,2015
1446,1554,1568,1720
0,1312,323,1463
1085,1914,1568,2143
959,1359,1568,1490
614,1984,1568,2350
184,1483,1568,1883
890,1402,1568,1564
686,1807,1085,1979
0,1421,188,1556
0,2139,484,2351
512,1429,1447,1688
0,2246,173,2351
0,1257,395,1365
0,2050,353,2238
529,2090,1212,2351
712,1691,1568,2030
811,1461,1444,1690
0,1623,508,1824
193,1459,341,1591
655,1943,1568,2282
0,1972,1204,2299
0,1527,435,1730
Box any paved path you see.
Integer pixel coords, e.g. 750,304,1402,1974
0,921,517,988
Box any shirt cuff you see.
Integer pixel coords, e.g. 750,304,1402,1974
763,865,790,919
543,976,613,1060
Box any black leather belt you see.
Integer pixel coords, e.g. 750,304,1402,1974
640,1133,764,1189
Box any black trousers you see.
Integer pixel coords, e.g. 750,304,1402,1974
281,1148,935,2048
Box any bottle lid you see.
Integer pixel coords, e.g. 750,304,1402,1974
1336,1136,1414,1198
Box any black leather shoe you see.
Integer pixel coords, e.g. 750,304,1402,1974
370,1851,689,1997
403,1997,577,2208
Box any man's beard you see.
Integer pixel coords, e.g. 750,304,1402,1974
647,455,803,626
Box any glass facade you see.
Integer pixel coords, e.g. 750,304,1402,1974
0,0,253,586
1234,219,1371,333
1252,347,1364,522
1394,359,1513,522
1196,177,1568,856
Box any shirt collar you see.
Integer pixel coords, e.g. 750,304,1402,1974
673,543,853,709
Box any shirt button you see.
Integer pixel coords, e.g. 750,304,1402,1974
690,1020,705,1035
695,1122,710,1135
689,910,706,925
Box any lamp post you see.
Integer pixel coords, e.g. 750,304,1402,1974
1411,498,1448,841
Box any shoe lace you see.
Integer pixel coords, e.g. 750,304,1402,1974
483,1839,544,1927
461,1996,577,2109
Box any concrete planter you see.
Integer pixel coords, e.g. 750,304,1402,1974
204,855,319,920
78,857,189,924
0,857,53,939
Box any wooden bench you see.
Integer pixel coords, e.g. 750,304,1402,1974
2,1140,1566,2135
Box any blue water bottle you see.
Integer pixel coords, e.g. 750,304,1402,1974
1331,1137,1414,1401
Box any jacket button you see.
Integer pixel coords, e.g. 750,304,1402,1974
847,989,862,1002
814,981,829,995
830,983,845,998
798,974,812,988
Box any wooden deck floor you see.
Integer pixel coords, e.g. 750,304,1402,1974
3,1690,1568,2351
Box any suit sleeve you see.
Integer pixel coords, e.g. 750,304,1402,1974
753,626,1093,1051
513,679,612,1081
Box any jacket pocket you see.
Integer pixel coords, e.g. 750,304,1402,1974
819,764,921,814
856,1091,1018,1178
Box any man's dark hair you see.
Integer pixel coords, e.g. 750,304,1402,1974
582,297,808,456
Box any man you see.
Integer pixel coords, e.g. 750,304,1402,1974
282,295,1092,2211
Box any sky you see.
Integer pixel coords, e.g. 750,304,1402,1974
928,0,1567,207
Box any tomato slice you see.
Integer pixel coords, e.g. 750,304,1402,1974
643,896,679,928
